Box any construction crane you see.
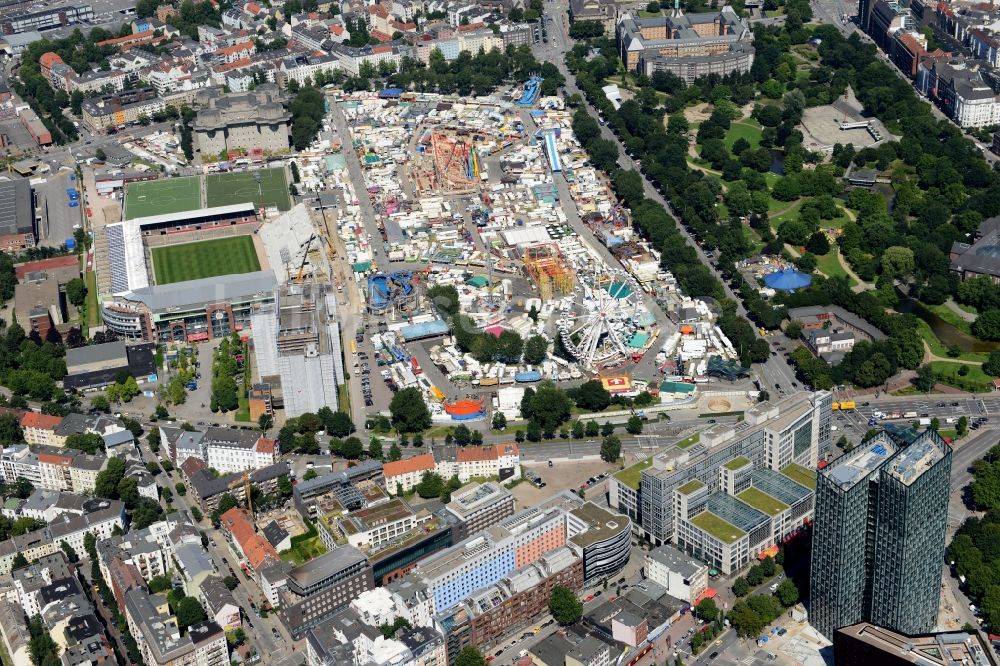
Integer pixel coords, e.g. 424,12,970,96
242,471,253,516
295,234,317,283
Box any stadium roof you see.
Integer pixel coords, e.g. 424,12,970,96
123,270,277,311
130,202,256,229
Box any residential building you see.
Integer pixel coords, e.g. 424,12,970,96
220,507,281,577
180,458,289,511
161,424,279,473
12,552,73,618
809,430,952,640
20,412,63,447
250,282,344,417
192,84,291,157
0,500,126,574
383,443,521,494
124,588,228,666
616,7,754,82
198,576,242,632
81,87,165,133
832,622,997,665
444,482,515,535
786,306,886,343
644,544,708,604
305,607,447,666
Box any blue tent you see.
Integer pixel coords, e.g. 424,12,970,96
763,268,812,292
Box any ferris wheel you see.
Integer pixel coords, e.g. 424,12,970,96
557,270,645,371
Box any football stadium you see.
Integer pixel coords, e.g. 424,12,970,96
94,169,294,343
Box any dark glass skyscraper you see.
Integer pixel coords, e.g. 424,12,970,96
809,429,951,640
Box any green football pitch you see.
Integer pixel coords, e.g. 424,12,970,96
205,168,291,211
151,236,261,284
123,177,203,220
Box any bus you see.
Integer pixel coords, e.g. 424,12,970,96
350,339,357,354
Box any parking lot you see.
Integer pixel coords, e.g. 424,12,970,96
512,459,614,510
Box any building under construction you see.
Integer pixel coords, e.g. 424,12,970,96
523,242,574,301
250,282,345,417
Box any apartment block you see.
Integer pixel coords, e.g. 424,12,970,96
444,482,515,536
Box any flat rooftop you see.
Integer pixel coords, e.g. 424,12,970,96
447,482,512,516
835,622,995,665
824,435,897,491
337,498,414,536
568,502,629,548
724,456,751,471
886,431,949,486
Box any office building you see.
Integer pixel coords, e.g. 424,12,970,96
630,392,829,547
565,501,631,585
273,547,375,638
616,7,754,82
810,430,951,640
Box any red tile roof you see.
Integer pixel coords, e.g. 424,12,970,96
383,453,435,478
216,40,254,56
39,52,64,69
38,452,72,465
220,507,279,571
255,437,276,454
20,411,62,430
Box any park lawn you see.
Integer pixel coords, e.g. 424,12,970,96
691,511,745,544
724,121,763,151
924,302,973,335
955,302,978,316
234,395,251,422
913,319,990,363
815,249,857,287
614,457,654,490
152,236,260,284
929,360,993,392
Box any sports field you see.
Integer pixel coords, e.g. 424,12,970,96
124,177,203,220
151,236,261,284
205,168,291,211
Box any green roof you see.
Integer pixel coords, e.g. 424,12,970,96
614,457,653,490
724,456,751,471
690,511,745,544
781,462,817,490
737,487,789,516
677,479,706,495
676,433,700,449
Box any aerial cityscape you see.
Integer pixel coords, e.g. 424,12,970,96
1,0,1000,663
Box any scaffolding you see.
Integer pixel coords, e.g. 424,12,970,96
523,242,575,301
